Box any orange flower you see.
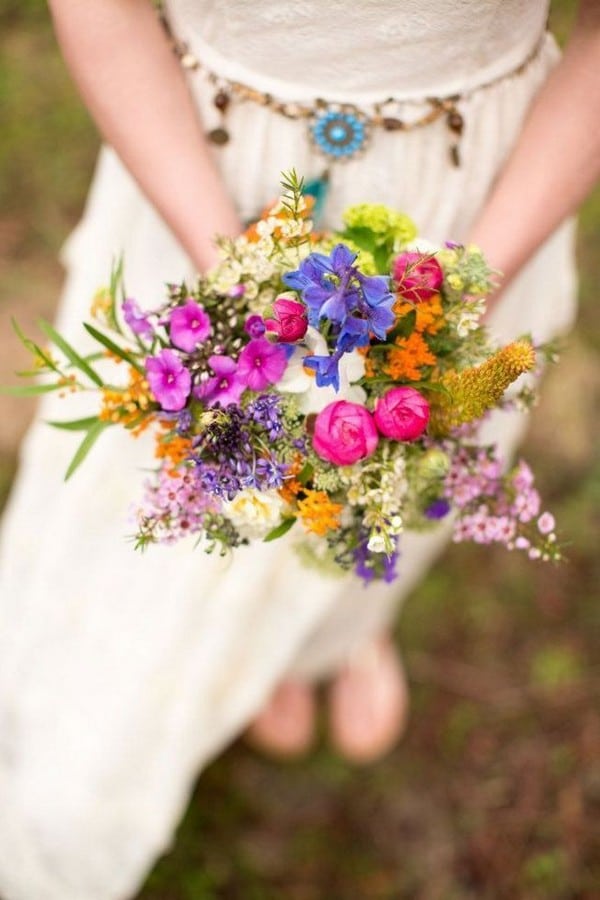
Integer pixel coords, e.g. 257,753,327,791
278,455,304,504
384,331,437,381
394,292,445,335
296,489,343,536
154,426,194,475
99,366,154,435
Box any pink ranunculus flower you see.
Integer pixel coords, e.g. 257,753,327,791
374,386,430,441
264,296,308,342
392,251,444,303
313,400,379,466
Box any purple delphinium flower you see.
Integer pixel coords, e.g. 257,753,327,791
122,298,154,340
196,355,245,407
283,244,360,326
244,315,266,339
283,243,395,337
145,348,192,411
424,498,451,520
237,338,288,391
354,272,396,339
303,349,344,390
169,298,211,352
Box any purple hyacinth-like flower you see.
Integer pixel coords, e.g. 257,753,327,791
145,348,192,412
122,298,154,340
254,457,289,489
237,338,288,391
169,298,211,352
196,355,245,407
245,394,284,440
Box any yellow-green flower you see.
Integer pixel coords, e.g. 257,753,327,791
429,340,537,436
342,203,417,244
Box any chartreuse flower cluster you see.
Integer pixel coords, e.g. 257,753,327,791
6,170,562,582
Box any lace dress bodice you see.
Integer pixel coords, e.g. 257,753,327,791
166,0,550,102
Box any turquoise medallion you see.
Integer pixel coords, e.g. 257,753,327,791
310,107,369,161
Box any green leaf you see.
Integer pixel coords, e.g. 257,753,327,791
339,226,377,254
373,240,393,274
83,322,145,373
297,462,314,486
263,517,297,542
38,319,104,387
11,317,37,354
11,318,63,375
0,382,65,396
387,309,417,341
47,416,101,431
109,256,124,301
64,420,111,481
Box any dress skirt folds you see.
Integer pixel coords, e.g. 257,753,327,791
0,3,577,897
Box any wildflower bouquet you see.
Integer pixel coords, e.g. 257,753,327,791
10,172,561,582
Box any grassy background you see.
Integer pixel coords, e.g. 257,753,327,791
1,2,599,898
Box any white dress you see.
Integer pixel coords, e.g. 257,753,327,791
0,3,577,898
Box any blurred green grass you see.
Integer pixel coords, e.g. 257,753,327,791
1,2,599,898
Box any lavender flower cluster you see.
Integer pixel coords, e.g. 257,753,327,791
445,450,559,560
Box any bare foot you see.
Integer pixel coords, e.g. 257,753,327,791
327,634,409,764
246,680,316,759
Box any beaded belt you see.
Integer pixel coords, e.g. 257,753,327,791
159,9,546,169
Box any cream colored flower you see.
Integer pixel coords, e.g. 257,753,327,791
223,489,287,539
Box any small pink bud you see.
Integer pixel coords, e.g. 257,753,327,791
265,297,308,342
392,252,443,303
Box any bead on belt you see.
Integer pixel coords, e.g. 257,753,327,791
158,8,546,169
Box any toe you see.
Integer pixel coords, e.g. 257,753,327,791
246,680,316,759
328,636,409,764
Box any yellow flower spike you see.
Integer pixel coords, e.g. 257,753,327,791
429,340,536,436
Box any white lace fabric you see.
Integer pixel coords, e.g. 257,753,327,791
167,0,549,102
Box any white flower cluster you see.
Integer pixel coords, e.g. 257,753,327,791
209,237,278,303
341,447,409,554
453,297,487,338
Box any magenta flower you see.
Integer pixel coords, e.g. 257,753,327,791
244,315,266,338
195,355,245,407
237,338,288,391
145,349,191,411
169,298,211,352
313,400,379,465
265,297,308,342
374,386,430,441
122,298,154,340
